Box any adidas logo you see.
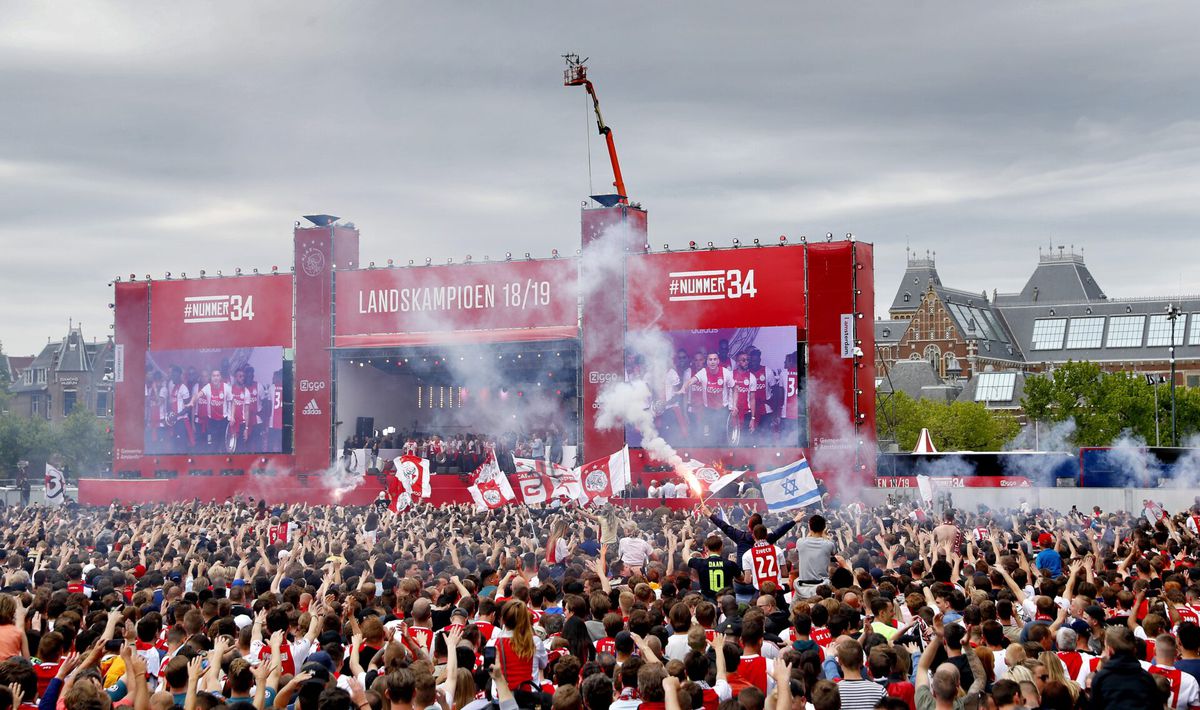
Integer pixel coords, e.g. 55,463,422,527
301,399,322,415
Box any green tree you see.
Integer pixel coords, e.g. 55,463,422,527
0,340,10,415
878,391,1020,452
53,408,113,476
1022,361,1198,446
0,413,55,473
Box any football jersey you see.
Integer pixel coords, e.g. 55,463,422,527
741,542,784,590
782,368,800,419
732,370,756,416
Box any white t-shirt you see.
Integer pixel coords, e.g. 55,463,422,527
661,481,676,497
618,536,653,567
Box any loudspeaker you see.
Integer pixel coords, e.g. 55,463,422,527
355,416,375,439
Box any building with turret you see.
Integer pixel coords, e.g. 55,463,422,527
877,247,1199,411
7,325,115,422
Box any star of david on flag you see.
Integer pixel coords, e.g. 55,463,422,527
759,456,821,512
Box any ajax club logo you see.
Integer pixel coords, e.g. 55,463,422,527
584,467,608,492
300,241,327,277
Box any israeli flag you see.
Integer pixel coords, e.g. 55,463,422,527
760,457,821,512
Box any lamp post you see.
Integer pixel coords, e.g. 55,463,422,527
1166,304,1181,446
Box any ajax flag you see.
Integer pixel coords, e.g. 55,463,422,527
575,447,630,505
514,458,579,504
44,464,65,507
467,452,517,511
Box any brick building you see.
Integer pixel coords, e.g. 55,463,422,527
7,326,115,422
877,247,1199,409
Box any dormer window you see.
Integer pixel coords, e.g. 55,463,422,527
903,293,911,303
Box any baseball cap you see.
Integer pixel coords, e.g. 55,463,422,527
234,614,253,630
1085,605,1106,624
1038,532,1054,547
1068,619,1091,637
451,608,470,621
132,564,147,579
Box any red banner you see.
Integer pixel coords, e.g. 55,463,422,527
112,282,149,466
875,476,1033,488
334,260,578,337
149,275,293,349
627,247,807,330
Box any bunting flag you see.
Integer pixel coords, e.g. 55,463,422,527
575,447,630,505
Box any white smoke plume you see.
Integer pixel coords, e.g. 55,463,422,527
1005,418,1078,452
583,223,697,492
1103,430,1162,488
1001,418,1079,483
1174,434,1200,487
318,460,365,503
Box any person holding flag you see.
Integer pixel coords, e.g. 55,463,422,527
741,524,785,593
699,503,800,561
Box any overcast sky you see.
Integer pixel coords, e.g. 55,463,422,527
2,2,1199,355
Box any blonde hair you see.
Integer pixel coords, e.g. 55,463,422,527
1005,664,1034,685
1039,651,1080,700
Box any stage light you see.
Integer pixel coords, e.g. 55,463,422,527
460,356,464,361
216,270,223,276
551,249,559,258
556,352,561,356
689,241,697,250
484,255,490,261
781,235,789,245
517,354,522,358
465,255,472,262
253,268,259,274
826,232,833,242
272,265,278,273
643,243,651,252
447,257,453,263
359,362,364,367
847,232,855,242
387,259,394,266
181,272,187,278
235,267,242,275
505,252,512,261
798,236,806,244
754,238,761,246
145,274,151,280
408,259,414,266
130,273,137,281
663,243,670,251
555,389,561,395
108,303,114,309
369,261,375,268
733,238,740,246
524,252,531,259
425,258,432,266
575,248,581,255
707,241,714,249
165,272,172,279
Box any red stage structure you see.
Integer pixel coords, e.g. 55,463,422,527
89,206,875,505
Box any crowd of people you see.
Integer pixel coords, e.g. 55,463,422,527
342,431,571,475
4,492,1200,710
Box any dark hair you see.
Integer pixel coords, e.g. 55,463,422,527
809,515,827,534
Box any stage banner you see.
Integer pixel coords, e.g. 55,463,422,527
149,275,294,349
292,227,337,473
626,247,807,331
335,259,578,336
112,282,149,466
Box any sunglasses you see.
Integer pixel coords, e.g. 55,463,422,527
1038,674,1050,681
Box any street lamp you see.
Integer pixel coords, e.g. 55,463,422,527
1167,304,1182,446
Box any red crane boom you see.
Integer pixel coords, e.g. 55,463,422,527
564,54,628,205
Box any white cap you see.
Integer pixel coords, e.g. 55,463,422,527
234,614,253,630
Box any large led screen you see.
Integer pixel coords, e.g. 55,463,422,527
625,326,806,449
144,346,287,455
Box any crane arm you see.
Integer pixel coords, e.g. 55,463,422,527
564,55,628,203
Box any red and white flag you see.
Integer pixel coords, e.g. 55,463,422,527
574,447,630,505
514,458,579,504
395,455,432,499
386,474,412,513
468,452,517,510
679,459,747,497
514,470,549,505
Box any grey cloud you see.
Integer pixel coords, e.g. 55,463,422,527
2,1,1200,354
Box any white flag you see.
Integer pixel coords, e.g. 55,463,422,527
44,464,65,507
759,457,821,512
